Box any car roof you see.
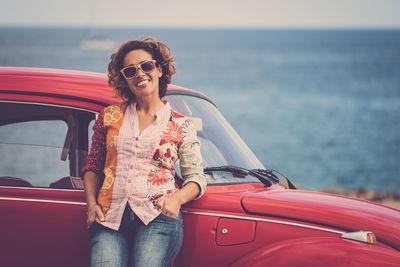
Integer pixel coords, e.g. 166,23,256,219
0,67,213,110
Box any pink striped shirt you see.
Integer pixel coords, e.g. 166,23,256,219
82,101,206,230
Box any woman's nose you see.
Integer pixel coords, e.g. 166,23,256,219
135,67,146,77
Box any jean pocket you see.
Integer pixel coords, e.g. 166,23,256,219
159,211,182,223
89,221,101,236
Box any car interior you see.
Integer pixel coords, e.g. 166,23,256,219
0,101,95,189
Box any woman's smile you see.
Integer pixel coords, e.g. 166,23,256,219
135,78,151,87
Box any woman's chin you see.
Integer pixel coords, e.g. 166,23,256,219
132,86,159,99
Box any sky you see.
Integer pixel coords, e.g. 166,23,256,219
1,0,400,28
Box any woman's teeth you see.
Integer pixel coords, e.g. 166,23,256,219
136,80,149,86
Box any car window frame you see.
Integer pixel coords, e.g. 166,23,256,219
0,100,96,190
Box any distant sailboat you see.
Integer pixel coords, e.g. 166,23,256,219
80,38,116,50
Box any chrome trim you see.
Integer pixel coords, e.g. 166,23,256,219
182,210,346,235
0,100,99,114
0,199,349,234
0,186,84,192
341,231,376,244
0,197,86,206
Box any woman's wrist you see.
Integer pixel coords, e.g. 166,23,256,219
170,192,184,206
174,182,200,205
87,202,97,208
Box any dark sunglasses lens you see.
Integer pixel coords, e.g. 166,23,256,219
124,67,136,78
141,61,155,72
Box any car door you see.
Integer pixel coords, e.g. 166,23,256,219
0,101,95,267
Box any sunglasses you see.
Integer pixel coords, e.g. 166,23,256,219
120,60,157,79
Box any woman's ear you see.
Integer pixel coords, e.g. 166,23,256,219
157,65,163,78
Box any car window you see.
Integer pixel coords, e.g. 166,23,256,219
0,120,70,187
0,102,94,189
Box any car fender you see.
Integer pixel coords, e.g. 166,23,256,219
230,237,400,267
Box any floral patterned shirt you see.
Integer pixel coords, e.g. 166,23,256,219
82,101,206,230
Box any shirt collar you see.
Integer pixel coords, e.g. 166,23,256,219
130,100,171,124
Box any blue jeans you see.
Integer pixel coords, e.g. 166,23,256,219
89,204,183,267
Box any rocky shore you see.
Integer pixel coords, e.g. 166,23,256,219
322,187,400,210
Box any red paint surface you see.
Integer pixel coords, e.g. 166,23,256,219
242,189,400,248
231,238,400,267
216,218,256,246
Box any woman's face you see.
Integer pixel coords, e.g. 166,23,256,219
122,49,163,100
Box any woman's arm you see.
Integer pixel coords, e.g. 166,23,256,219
157,182,200,218
81,111,107,226
158,118,206,218
178,119,207,199
84,171,105,226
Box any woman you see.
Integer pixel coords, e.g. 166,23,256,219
82,37,206,267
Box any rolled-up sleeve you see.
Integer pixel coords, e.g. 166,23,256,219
81,111,106,181
178,119,207,199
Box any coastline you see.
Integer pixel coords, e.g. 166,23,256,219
322,187,400,210
278,180,400,210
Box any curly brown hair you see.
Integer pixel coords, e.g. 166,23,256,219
107,37,176,102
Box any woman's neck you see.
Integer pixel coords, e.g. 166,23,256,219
135,96,164,116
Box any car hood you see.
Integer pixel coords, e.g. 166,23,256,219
241,189,400,249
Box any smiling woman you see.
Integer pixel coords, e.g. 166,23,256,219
81,37,206,267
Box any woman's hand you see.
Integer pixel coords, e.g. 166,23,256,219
86,203,105,228
157,182,201,218
83,171,104,228
157,194,181,219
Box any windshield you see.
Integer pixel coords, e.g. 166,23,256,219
165,94,264,185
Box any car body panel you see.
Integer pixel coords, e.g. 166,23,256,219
0,67,116,107
0,187,89,267
176,209,343,266
242,189,400,248
231,238,400,267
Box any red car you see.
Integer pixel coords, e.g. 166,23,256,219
1,67,399,267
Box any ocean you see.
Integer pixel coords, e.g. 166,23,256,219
0,26,399,192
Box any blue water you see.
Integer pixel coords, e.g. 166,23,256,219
1,26,399,192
